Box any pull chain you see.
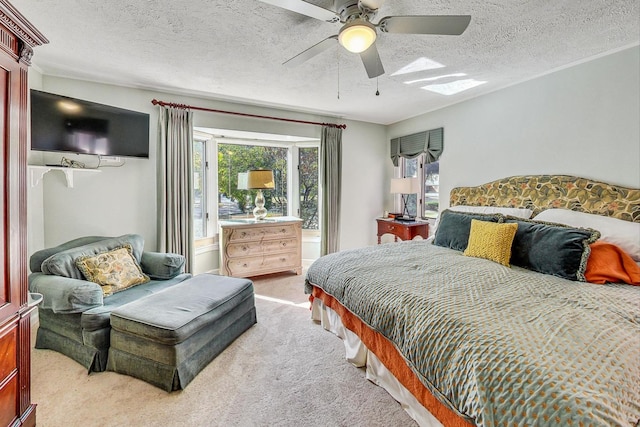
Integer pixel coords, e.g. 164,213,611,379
337,47,340,100
376,77,380,96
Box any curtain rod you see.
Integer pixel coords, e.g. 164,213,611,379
151,99,347,130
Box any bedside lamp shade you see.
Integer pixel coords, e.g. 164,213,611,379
247,170,275,220
390,177,419,195
390,177,420,220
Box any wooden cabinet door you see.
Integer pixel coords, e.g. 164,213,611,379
0,64,5,316
0,53,19,324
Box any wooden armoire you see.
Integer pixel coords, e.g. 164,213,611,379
0,1,47,426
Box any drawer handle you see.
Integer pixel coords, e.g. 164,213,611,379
389,226,395,230
282,242,287,247
242,263,248,268
242,246,248,251
280,228,286,233
241,232,247,237
280,258,286,262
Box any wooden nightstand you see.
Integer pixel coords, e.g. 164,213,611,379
376,219,429,244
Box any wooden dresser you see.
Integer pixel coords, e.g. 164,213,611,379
219,217,302,278
0,2,47,426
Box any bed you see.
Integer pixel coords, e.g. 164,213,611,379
304,175,640,427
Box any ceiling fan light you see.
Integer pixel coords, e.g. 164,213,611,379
338,20,377,53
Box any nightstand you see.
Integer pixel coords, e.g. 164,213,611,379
376,219,429,244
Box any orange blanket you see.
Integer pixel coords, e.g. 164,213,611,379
585,241,640,285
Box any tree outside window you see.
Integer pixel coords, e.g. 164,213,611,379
299,147,319,230
400,156,440,219
217,143,288,220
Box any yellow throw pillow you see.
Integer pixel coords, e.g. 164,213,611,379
464,219,518,267
75,245,149,296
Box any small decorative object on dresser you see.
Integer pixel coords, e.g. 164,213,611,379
376,218,429,244
220,217,302,277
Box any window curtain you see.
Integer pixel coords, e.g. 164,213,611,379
390,127,444,166
320,127,342,256
157,106,194,273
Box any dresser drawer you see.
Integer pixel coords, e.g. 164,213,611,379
227,224,298,242
378,220,401,235
227,252,299,277
226,238,298,258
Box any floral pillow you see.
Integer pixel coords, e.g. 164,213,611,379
75,245,149,296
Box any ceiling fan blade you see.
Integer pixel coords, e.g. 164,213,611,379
258,0,339,22
378,15,471,35
360,43,385,78
283,35,338,67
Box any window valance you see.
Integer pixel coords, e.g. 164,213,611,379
390,127,443,167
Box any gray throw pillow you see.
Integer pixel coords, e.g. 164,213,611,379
505,216,600,281
433,210,504,251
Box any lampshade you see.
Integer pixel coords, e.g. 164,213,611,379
247,170,275,190
390,177,420,194
338,19,377,53
237,172,248,190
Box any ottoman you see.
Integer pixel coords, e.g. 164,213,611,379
106,274,256,391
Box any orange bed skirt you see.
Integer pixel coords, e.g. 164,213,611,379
311,286,474,427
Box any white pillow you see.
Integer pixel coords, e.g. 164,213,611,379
433,206,533,232
534,208,640,261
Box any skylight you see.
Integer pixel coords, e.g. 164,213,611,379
404,73,467,85
391,57,445,76
422,79,487,95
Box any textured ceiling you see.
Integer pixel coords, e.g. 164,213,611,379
13,0,640,125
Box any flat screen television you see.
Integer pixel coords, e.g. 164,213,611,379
30,90,150,158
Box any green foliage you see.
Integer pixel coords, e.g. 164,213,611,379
299,147,318,229
218,144,288,215
217,143,319,229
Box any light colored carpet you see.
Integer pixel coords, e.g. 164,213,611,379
31,271,416,427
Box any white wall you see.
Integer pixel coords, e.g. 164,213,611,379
29,77,388,272
339,120,388,250
387,46,640,212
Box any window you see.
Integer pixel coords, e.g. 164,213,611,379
423,160,440,219
193,138,207,239
192,135,320,240
217,143,289,220
299,146,319,230
399,155,440,219
216,141,320,229
402,157,419,218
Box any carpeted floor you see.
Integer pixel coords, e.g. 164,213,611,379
31,271,416,427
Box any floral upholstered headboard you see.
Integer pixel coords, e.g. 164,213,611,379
449,175,640,223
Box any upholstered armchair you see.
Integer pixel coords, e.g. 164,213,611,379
29,234,192,372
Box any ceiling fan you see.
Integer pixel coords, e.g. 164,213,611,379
259,0,471,78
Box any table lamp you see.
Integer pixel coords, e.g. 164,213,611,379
390,177,420,221
247,169,275,220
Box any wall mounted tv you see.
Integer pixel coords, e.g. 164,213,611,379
30,90,150,158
